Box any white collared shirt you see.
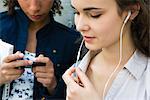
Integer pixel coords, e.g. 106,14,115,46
77,50,150,100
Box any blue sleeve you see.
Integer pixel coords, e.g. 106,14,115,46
0,11,17,40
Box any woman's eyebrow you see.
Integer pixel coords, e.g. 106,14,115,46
71,5,76,10
83,7,102,11
71,5,102,11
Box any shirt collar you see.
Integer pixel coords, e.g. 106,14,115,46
124,50,148,80
78,50,100,72
78,50,148,80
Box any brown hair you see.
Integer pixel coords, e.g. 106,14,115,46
116,0,150,57
3,0,63,15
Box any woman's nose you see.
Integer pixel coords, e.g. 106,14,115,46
29,0,41,14
75,16,90,32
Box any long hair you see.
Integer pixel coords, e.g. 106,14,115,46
116,0,150,57
3,0,63,15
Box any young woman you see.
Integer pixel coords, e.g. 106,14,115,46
0,0,80,100
63,0,150,100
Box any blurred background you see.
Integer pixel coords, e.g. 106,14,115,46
0,0,75,28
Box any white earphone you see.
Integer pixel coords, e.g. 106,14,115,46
124,10,131,24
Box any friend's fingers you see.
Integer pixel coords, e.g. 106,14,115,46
32,67,46,73
3,60,32,69
38,54,44,57
34,56,53,68
36,77,55,88
1,69,24,75
35,72,53,78
3,51,24,63
4,75,22,82
32,66,53,73
37,78,50,84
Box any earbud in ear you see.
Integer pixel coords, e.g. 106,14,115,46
124,10,131,24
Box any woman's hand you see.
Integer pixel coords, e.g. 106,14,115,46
62,67,100,100
32,55,57,94
0,51,32,86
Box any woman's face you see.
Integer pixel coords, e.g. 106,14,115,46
72,0,129,51
18,0,54,22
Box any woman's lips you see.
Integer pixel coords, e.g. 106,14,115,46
31,15,42,20
83,36,96,43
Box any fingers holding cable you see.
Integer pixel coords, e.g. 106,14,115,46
63,66,100,100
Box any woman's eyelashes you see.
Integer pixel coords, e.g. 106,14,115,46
90,14,101,18
74,11,80,15
89,11,102,18
73,11,101,19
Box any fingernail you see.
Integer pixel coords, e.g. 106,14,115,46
39,54,44,57
77,67,82,71
16,51,20,54
28,60,33,65
34,58,38,62
19,53,24,57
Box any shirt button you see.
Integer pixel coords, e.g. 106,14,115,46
41,97,45,100
52,49,57,53
57,64,60,67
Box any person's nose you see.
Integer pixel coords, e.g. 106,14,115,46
29,0,41,14
75,16,90,32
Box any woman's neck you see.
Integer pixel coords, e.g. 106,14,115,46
29,15,50,32
96,31,135,68
26,15,50,52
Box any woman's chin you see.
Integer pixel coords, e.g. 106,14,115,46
85,44,101,51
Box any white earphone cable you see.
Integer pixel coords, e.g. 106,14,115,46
73,39,84,77
102,11,131,100
75,39,84,67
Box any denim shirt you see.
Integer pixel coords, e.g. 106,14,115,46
0,10,81,100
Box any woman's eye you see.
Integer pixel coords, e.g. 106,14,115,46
91,14,101,18
74,11,80,15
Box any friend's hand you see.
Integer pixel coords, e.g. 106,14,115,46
32,55,57,94
62,67,100,100
0,51,32,86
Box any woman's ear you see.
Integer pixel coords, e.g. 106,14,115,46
129,3,140,20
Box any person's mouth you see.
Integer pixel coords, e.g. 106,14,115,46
83,35,96,43
31,15,43,20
